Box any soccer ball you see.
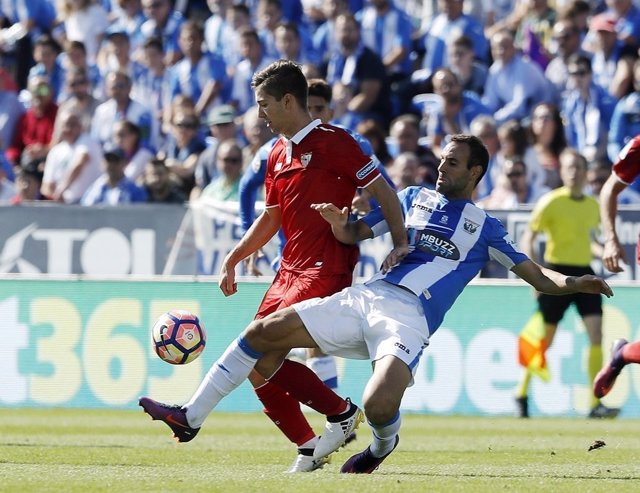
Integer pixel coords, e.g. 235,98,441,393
152,310,206,365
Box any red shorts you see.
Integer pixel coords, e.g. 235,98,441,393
255,268,353,319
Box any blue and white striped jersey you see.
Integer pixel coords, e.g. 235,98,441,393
362,186,529,335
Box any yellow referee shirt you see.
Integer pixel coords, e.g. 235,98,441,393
529,187,599,266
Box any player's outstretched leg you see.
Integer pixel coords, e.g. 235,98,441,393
313,398,364,459
593,339,629,398
341,435,400,474
139,397,200,442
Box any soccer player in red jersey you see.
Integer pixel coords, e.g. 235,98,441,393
593,135,640,399
140,60,408,471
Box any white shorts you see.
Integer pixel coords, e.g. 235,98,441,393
292,280,430,376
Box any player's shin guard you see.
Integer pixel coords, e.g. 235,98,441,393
369,412,401,458
268,359,348,416
255,381,316,446
307,355,339,389
185,336,261,428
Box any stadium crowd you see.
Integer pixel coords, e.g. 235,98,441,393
0,0,639,208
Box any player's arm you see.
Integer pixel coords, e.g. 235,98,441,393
219,207,282,296
311,202,373,244
511,259,613,298
600,173,628,273
364,176,410,270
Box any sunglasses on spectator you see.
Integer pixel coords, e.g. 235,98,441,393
69,79,88,87
221,156,242,164
175,121,198,129
507,171,525,178
568,69,589,77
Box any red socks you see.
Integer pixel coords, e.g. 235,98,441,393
254,382,315,446
268,359,347,416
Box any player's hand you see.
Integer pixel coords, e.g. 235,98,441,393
381,245,410,273
311,203,349,228
243,250,263,276
219,261,238,296
602,238,627,273
573,275,614,298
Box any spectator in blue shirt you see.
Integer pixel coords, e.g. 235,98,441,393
608,58,640,162
28,34,65,102
81,142,148,205
562,54,616,162
141,0,185,66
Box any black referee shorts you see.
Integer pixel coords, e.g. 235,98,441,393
537,264,603,324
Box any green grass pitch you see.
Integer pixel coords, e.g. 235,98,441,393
1,408,639,492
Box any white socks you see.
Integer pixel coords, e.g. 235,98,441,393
307,355,338,390
369,412,401,458
185,337,261,428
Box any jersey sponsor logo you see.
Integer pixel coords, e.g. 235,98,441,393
300,152,312,167
394,341,410,354
415,229,460,259
463,218,480,234
413,203,433,213
356,160,376,180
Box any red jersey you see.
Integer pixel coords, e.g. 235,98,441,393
612,136,640,184
264,119,381,274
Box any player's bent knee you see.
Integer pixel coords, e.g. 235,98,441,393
363,396,400,425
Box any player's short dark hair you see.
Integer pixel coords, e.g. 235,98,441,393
450,134,490,187
252,59,308,108
307,78,332,103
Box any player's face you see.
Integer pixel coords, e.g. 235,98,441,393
255,86,287,135
436,141,476,198
307,95,332,123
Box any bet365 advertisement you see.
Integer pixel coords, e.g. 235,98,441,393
1,279,638,417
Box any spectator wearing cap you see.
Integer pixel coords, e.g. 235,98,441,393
166,21,228,118
6,76,58,166
140,0,185,67
601,0,640,48
41,110,102,203
10,159,44,204
57,0,109,64
608,58,640,162
91,70,156,150
81,142,148,205
562,54,616,162
28,34,65,102
588,12,637,99
191,104,238,200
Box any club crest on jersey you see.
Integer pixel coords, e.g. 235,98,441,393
439,215,449,224
463,218,480,234
300,152,312,167
356,160,376,179
415,229,460,260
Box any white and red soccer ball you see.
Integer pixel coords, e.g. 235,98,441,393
152,310,206,365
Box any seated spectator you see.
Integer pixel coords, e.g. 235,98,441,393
159,109,207,194
600,0,640,48
91,70,155,150
140,0,185,66
58,40,102,100
608,58,640,162
425,67,491,154
0,73,25,150
10,159,44,204
446,34,488,97
219,3,253,78
41,110,102,203
483,28,552,125
192,104,238,200
478,157,550,209
323,13,391,127
96,27,145,81
57,0,109,65
329,81,363,132
528,102,566,189
241,104,272,166
199,138,243,201
586,158,640,204
81,143,148,205
470,114,500,199
112,120,155,182
587,13,636,99
544,17,587,102
6,76,58,166
274,22,320,78
58,66,101,133
143,157,186,203
166,21,228,118
495,118,544,190
387,151,422,190
562,53,616,162
28,34,65,102
388,114,438,185
355,118,393,167
312,0,349,66
109,0,147,54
